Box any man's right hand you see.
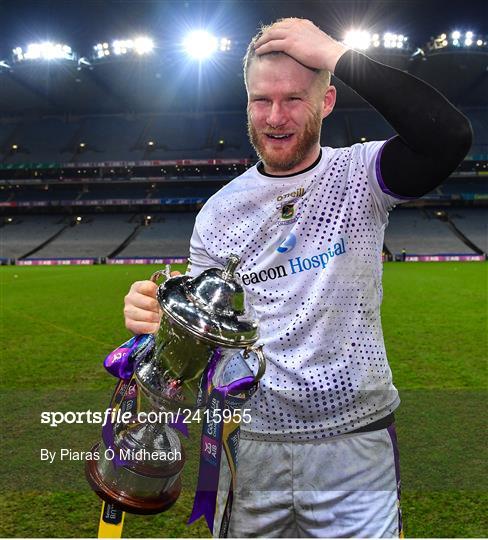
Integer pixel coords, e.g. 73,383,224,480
124,271,181,335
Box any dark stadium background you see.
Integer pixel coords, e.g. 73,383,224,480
0,1,486,538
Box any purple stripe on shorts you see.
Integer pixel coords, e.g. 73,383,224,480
387,424,403,535
375,139,418,201
387,424,401,488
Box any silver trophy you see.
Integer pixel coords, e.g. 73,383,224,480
86,254,265,514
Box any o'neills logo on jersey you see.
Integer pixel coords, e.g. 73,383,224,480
276,187,305,202
276,188,305,201
239,238,347,285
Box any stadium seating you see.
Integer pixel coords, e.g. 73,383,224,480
117,213,196,257
1,118,79,163
1,107,486,164
464,108,488,159
31,214,137,258
449,208,488,253
385,208,476,254
1,215,67,258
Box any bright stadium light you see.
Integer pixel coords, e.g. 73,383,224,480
344,30,371,50
452,30,461,40
465,38,473,46
383,33,407,48
113,39,132,55
184,30,218,59
93,37,153,59
12,42,75,62
93,42,110,58
134,37,154,54
466,31,473,38
219,37,232,52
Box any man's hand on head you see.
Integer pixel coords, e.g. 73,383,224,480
253,18,349,74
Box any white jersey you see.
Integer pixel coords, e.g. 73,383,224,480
188,141,408,441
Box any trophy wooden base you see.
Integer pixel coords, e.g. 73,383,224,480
85,443,181,515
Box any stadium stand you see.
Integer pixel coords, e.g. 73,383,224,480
384,208,477,255
450,208,488,253
0,108,486,164
117,212,196,257
30,214,137,258
464,108,488,158
0,37,486,263
1,215,69,259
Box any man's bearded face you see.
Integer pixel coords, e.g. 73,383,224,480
247,106,323,173
246,54,325,175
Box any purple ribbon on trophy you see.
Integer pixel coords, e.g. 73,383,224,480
102,335,190,469
104,334,154,380
188,349,259,533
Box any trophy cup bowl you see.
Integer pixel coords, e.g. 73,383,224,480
86,255,265,515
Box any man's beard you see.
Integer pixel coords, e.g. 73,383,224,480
247,109,323,173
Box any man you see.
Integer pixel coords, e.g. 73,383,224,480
124,19,471,538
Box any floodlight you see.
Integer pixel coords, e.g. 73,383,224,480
147,141,155,146
76,216,82,222
134,37,154,54
465,38,473,46
219,37,231,52
344,30,371,50
94,43,111,58
7,218,12,223
113,40,128,55
96,37,154,57
477,39,483,46
12,144,18,150
184,30,218,59
466,31,473,38
79,142,86,148
452,31,461,40
13,41,75,62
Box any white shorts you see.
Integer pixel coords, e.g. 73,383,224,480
214,425,402,538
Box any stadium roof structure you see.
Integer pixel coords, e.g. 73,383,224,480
0,45,486,116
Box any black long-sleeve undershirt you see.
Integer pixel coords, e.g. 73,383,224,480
334,49,473,198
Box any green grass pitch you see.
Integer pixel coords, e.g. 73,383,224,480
0,262,486,537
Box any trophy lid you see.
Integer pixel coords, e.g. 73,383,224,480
157,254,259,347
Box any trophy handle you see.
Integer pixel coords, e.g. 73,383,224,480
150,264,171,284
243,345,266,383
